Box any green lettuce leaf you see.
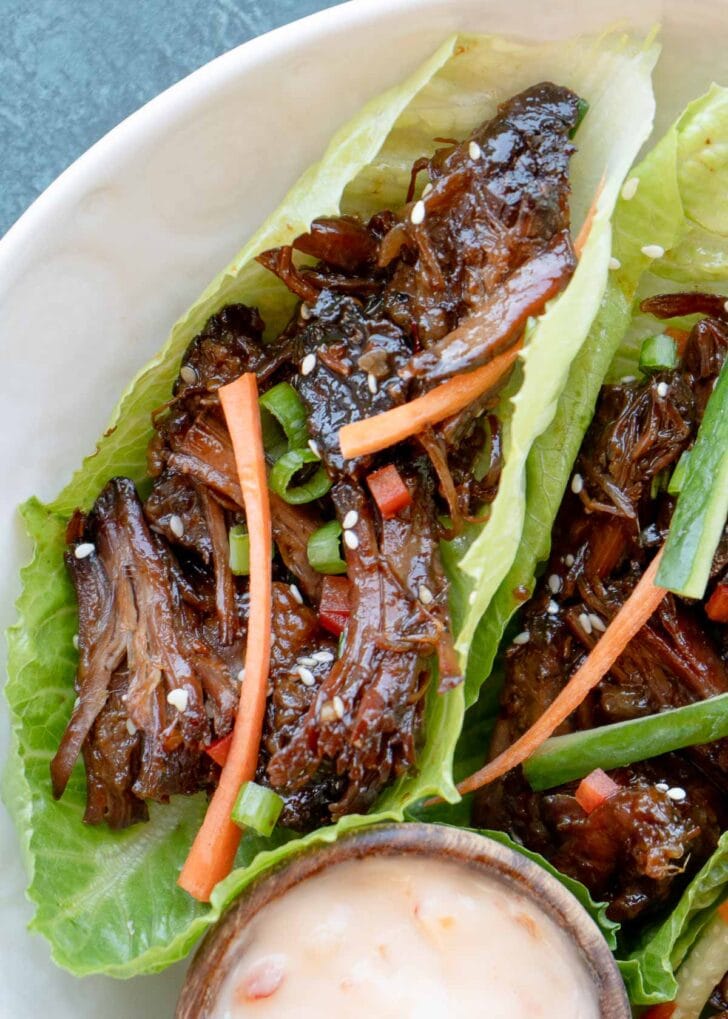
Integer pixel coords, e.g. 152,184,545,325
464,85,728,1004
623,833,728,1005
453,31,659,665
5,28,657,978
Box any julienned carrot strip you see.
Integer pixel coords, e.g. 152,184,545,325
339,342,522,460
456,548,666,798
178,373,272,902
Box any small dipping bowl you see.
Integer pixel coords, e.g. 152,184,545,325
177,823,629,1018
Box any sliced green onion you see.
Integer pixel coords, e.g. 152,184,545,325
639,332,678,373
568,97,589,139
231,781,284,836
229,525,250,575
668,450,691,495
523,692,728,791
259,382,309,452
307,520,347,575
650,470,669,500
657,360,728,597
269,448,331,505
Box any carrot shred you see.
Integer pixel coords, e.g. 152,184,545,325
339,342,522,460
178,373,272,902
573,174,605,257
718,900,728,924
455,548,666,798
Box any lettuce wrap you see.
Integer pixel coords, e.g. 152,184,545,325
3,29,657,976
452,83,728,1006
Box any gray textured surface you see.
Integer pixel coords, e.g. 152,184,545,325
0,0,342,237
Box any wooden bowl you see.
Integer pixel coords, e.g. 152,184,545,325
177,822,630,1018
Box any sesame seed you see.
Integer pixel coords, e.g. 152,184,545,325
72,633,79,650
73,696,80,710
180,364,197,385
621,177,639,201
169,514,184,539
724,300,728,314
655,782,669,793
564,554,575,568
237,668,245,683
578,612,593,635
547,600,559,615
297,666,315,687
418,584,434,605
300,302,312,321
410,200,426,226
656,381,669,398
641,243,665,259
608,257,621,271
166,688,189,713
320,701,337,723
126,719,138,736
468,140,482,160
621,375,637,384
512,631,530,646
468,591,477,605
667,787,687,802
74,542,95,560
313,650,335,664
343,530,359,550
289,583,303,604
589,613,606,633
308,439,321,458
422,182,433,196
342,510,359,530
301,352,317,376
548,574,561,594
571,474,584,495
298,656,316,667
367,372,378,394
333,695,345,719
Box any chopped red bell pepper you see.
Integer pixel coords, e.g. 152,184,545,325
366,464,412,519
706,583,728,623
718,899,728,923
574,768,620,814
204,732,233,768
319,575,351,636
641,1004,676,1019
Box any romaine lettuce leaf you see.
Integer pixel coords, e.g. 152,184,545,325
3,29,657,977
453,31,660,665
463,84,728,1004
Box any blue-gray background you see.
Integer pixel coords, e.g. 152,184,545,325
0,0,342,237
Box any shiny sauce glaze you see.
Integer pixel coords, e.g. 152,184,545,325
212,856,600,1018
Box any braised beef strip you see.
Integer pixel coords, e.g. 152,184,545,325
51,83,582,830
474,299,728,923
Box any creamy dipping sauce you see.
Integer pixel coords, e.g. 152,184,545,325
213,855,600,1018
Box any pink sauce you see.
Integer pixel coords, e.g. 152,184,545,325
212,855,600,1017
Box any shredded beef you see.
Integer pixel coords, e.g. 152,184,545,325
474,305,728,923
53,81,584,830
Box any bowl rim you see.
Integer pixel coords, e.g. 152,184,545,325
176,821,629,1018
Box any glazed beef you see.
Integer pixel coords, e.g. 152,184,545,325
474,307,728,923
53,82,583,830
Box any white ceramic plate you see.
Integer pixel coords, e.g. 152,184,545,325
2,0,727,1014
